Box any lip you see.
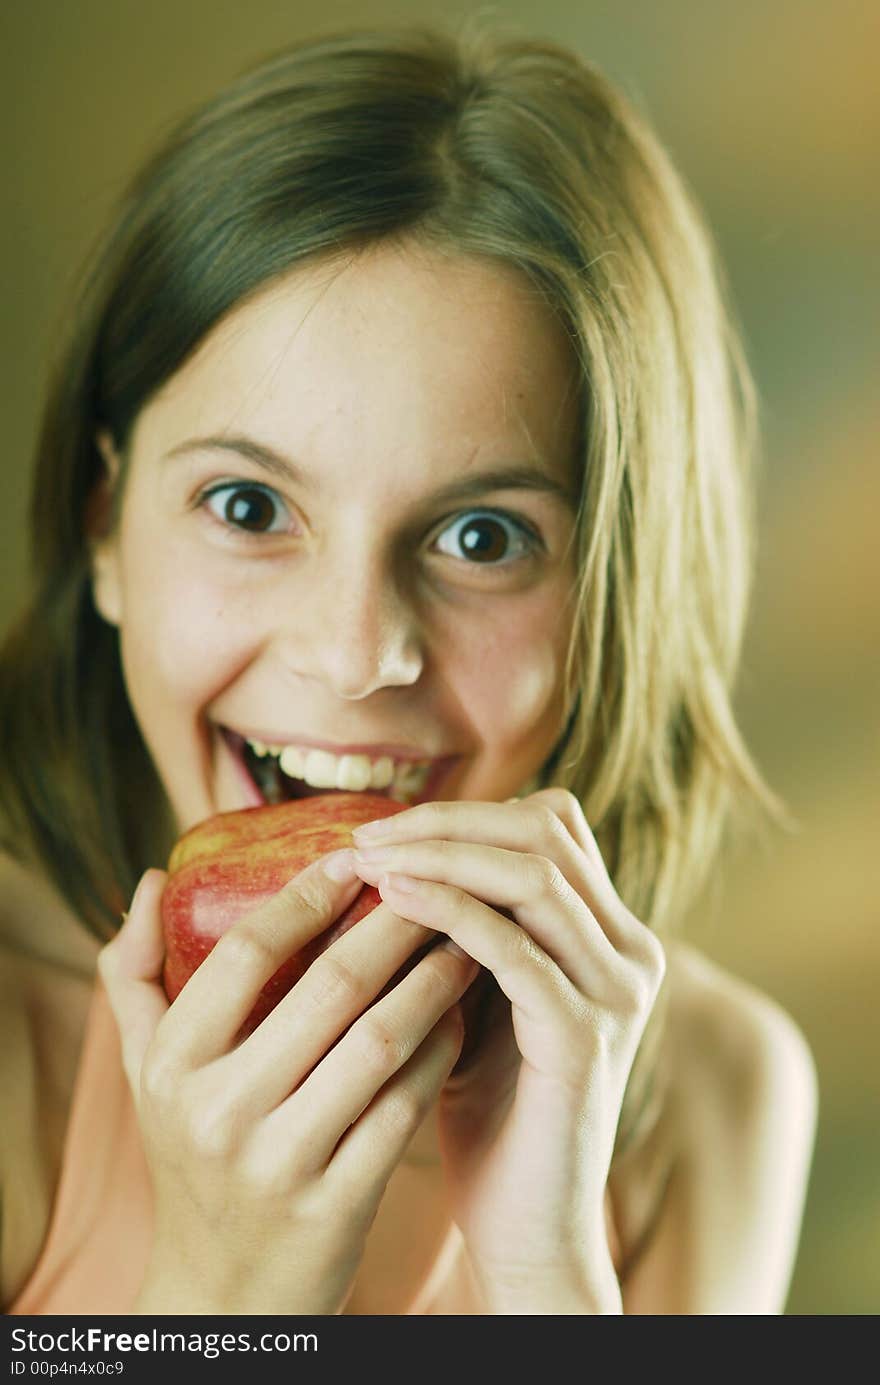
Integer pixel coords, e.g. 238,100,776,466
220,728,266,809
223,724,451,762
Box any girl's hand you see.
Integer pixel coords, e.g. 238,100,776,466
351,789,666,1314
98,853,476,1316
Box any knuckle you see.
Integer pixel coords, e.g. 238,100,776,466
354,1015,410,1073
643,933,667,985
281,871,330,917
238,1144,292,1200
530,802,567,842
539,789,582,829
218,923,279,975
541,786,580,811
618,951,664,1016
534,788,605,865
139,1049,177,1106
618,978,644,1019
525,851,568,901
305,952,367,1013
186,1099,237,1161
626,923,667,987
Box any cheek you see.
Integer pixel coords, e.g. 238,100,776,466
119,546,265,703
444,603,569,744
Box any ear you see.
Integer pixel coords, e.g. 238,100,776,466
87,428,123,627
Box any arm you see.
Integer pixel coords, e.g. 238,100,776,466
620,946,819,1315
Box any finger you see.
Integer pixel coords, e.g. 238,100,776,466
353,839,620,994
328,1004,465,1197
495,791,663,970
257,942,478,1173
158,850,366,1069
217,899,438,1117
524,789,665,965
353,795,637,954
355,790,608,878
523,788,618,895
372,876,612,1089
97,869,170,1105
375,874,664,1068
371,872,584,1025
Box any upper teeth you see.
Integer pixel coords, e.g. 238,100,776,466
246,738,433,799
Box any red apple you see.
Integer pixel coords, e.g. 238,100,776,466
161,792,406,1036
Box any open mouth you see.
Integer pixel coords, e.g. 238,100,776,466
219,726,458,808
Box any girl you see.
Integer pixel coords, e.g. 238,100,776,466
0,19,817,1315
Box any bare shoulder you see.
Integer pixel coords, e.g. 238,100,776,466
0,853,53,1308
619,939,819,1315
665,939,819,1094
0,843,99,1064
0,845,101,973
0,847,99,1308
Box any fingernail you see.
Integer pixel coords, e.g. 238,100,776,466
352,819,394,841
354,844,395,863
323,848,357,881
380,871,419,894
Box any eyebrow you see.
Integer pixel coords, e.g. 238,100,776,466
163,434,578,511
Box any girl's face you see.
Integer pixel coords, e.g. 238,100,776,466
91,242,582,834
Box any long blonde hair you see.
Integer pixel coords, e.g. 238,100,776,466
0,14,789,1158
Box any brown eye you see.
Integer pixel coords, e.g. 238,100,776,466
202,483,289,534
433,511,539,566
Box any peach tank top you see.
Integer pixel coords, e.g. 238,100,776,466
6,977,464,1316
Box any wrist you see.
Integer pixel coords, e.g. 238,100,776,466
481,1282,623,1315
132,1276,230,1316
472,1252,623,1316
133,1253,246,1316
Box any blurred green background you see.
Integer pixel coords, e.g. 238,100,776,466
2,0,877,1314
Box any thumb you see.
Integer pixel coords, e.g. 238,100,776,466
98,868,169,1100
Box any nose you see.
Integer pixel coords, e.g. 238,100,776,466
273,546,425,700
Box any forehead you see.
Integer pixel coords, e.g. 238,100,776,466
138,242,581,474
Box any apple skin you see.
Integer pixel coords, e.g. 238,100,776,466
161,792,406,1036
